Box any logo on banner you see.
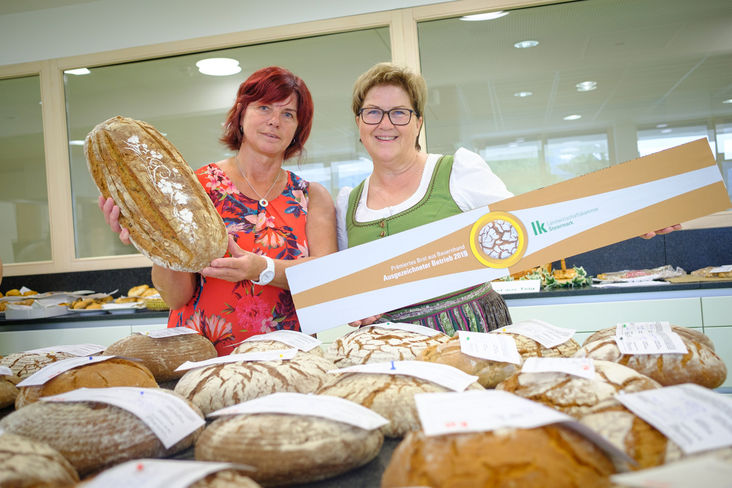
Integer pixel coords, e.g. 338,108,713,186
469,211,528,268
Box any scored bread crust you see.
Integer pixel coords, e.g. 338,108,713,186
104,332,217,382
0,432,79,487
195,413,383,487
381,426,615,488
0,390,203,476
84,115,228,272
233,339,325,357
15,357,159,408
0,351,76,380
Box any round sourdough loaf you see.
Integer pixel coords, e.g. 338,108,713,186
575,325,726,388
0,350,75,380
493,329,581,358
0,373,20,409
496,359,661,418
174,353,335,415
233,339,325,357
325,325,449,368
84,115,228,272
15,357,159,408
0,432,79,487
0,389,203,476
104,332,217,382
316,372,483,438
583,325,715,351
195,413,383,486
381,426,616,488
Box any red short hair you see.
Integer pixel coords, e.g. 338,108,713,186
220,66,314,161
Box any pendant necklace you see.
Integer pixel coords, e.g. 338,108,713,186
237,162,282,208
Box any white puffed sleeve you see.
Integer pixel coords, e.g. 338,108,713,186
450,147,513,211
335,186,352,251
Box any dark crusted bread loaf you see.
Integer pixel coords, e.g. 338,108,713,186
381,426,616,487
195,413,383,487
84,115,228,272
104,332,217,382
0,432,79,487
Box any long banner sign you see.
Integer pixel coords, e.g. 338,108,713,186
286,139,731,335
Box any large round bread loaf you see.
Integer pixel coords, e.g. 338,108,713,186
496,359,661,418
0,389,203,476
0,432,79,487
575,325,726,388
174,353,335,415
316,371,483,438
0,350,75,380
15,357,159,408
104,332,217,382
381,426,616,487
233,339,325,357
325,325,449,368
195,413,383,486
84,115,228,272
494,329,581,358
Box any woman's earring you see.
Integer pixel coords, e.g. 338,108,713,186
239,126,244,135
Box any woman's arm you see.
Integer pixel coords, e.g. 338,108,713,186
151,265,197,310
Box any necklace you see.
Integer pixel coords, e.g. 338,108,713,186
236,162,282,208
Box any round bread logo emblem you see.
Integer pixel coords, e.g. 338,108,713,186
469,211,528,268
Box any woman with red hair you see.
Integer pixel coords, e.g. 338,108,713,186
101,66,336,355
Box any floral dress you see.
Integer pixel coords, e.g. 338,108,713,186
167,163,310,356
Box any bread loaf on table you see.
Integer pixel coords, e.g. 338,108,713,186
0,350,76,380
0,389,203,476
496,359,661,418
174,353,335,415
84,115,228,272
381,426,616,487
104,332,217,382
195,413,383,486
233,339,325,357
0,373,20,409
15,357,159,408
0,432,79,487
325,325,449,368
316,371,483,438
576,325,726,388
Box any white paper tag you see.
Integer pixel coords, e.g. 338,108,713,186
24,344,106,356
610,454,732,488
490,280,541,295
521,357,595,379
142,327,199,339
495,319,575,348
209,392,389,431
615,322,688,355
458,331,522,364
709,264,732,273
175,349,298,372
243,330,321,351
0,366,13,377
80,459,244,488
366,322,442,337
330,360,479,392
17,355,118,387
616,384,732,454
41,387,204,449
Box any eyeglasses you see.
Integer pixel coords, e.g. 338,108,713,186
358,107,416,126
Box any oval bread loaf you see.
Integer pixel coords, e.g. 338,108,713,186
233,339,325,357
84,115,228,272
0,432,79,487
381,426,616,488
195,413,383,486
104,332,217,382
0,350,76,380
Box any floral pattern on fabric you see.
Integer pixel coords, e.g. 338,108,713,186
168,163,310,356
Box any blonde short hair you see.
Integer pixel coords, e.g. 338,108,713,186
352,62,427,118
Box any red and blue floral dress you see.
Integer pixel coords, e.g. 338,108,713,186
167,163,310,356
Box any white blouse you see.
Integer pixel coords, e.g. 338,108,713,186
336,147,512,250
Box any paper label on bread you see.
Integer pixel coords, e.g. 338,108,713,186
521,357,595,379
84,116,228,272
616,384,732,454
81,459,239,488
330,360,479,392
41,386,205,448
142,327,200,339
175,349,298,372
17,355,118,387
209,392,389,430
495,319,576,348
615,322,688,355
243,330,322,351
365,322,443,337
458,331,522,364
0,366,12,377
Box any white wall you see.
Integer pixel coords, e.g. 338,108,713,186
0,0,447,66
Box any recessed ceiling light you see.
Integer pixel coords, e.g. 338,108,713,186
575,81,597,92
514,40,539,49
661,128,672,134
723,99,732,104
460,11,509,21
656,123,668,128
514,91,533,98
65,68,90,76
196,58,242,76
563,114,582,121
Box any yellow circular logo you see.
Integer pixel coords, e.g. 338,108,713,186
469,211,528,268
